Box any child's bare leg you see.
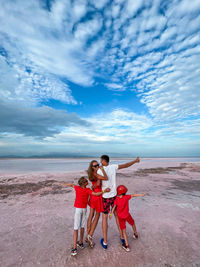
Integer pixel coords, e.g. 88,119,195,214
89,212,100,237
131,222,138,236
114,210,123,239
122,229,128,246
73,230,78,249
79,227,84,244
87,208,95,234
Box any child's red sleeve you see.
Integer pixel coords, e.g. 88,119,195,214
74,185,78,191
88,188,93,195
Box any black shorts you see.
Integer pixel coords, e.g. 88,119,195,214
102,196,116,214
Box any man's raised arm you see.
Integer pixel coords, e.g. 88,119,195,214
118,157,140,170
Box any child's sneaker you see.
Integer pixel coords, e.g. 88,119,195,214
77,242,85,249
71,248,77,256
85,235,94,248
120,238,125,245
100,238,108,250
133,233,138,239
122,243,130,252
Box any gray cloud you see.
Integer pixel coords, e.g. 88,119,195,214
0,100,90,138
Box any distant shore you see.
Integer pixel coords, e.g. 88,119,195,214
0,156,200,159
1,157,200,176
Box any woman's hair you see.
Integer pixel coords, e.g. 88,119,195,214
78,176,88,186
87,160,98,181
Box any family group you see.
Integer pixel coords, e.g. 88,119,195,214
62,155,145,256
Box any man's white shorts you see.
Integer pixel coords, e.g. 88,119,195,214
74,208,87,230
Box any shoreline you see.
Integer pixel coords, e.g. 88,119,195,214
1,158,200,176
0,156,200,160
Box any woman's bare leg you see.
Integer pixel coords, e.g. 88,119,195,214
88,212,100,237
87,208,95,234
102,213,108,244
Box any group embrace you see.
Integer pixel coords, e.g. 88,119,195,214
62,155,145,256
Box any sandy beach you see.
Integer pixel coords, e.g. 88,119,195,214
0,159,200,267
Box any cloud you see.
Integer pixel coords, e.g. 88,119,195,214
0,55,76,106
104,83,126,92
90,0,109,9
0,0,95,97
138,51,200,121
100,0,200,122
1,0,199,124
74,15,103,41
0,106,199,156
54,109,153,146
0,0,200,156
0,99,90,138
29,108,200,156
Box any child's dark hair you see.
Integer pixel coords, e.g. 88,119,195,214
101,155,109,163
78,176,88,186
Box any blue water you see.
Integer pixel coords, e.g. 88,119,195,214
0,157,199,174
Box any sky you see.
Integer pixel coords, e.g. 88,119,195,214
0,0,200,157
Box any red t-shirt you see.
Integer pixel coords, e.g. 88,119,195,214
74,185,93,208
114,195,132,218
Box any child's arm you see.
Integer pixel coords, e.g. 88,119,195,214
61,182,74,188
131,193,146,197
109,205,116,219
92,187,110,196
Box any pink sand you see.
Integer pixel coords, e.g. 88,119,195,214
0,160,200,266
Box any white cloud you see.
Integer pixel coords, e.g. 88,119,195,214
0,0,200,156
0,55,76,106
0,0,96,97
73,0,87,20
74,16,103,41
160,26,177,43
90,0,109,9
1,106,199,156
124,0,144,18
27,108,200,155
101,0,200,123
87,39,106,59
46,108,153,147
169,0,200,17
111,4,121,18
105,83,126,92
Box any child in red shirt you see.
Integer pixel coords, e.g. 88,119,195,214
109,185,145,252
62,177,110,256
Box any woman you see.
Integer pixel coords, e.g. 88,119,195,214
86,160,108,247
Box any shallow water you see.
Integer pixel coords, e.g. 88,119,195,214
0,157,199,174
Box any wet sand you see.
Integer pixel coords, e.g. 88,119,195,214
0,161,200,267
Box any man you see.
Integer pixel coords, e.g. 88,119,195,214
97,155,140,250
